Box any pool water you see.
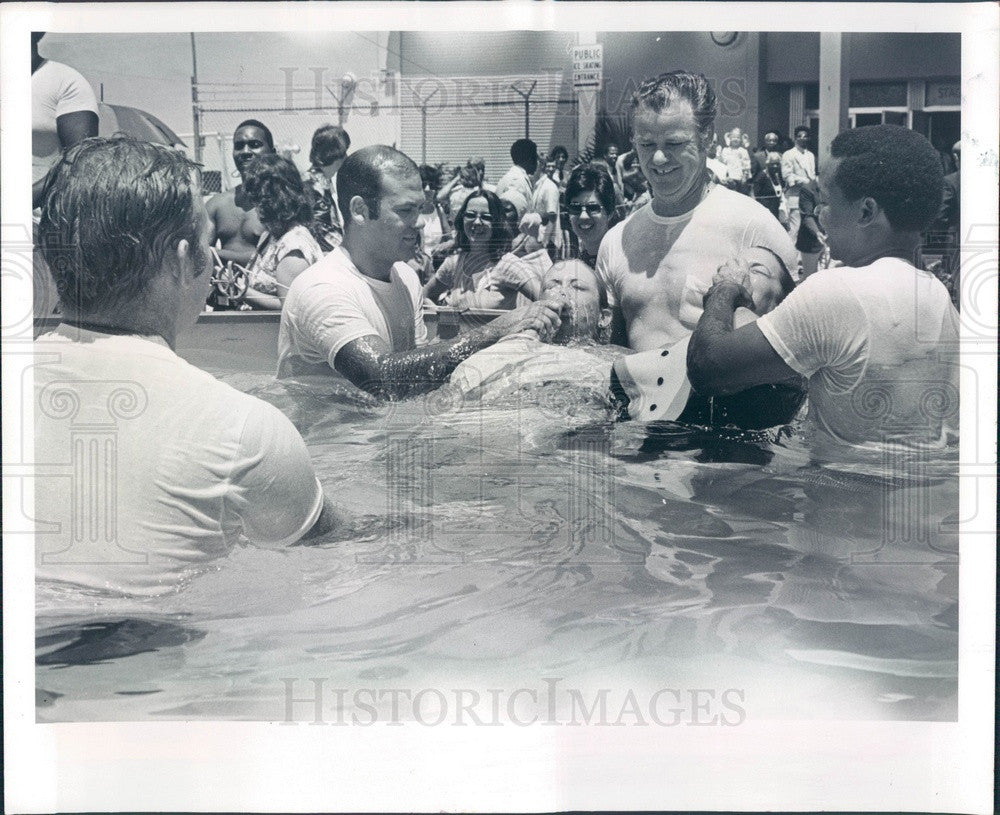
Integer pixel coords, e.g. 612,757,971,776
36,363,959,723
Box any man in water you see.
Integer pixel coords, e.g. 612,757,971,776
34,137,340,598
450,256,803,431
596,71,796,351
206,119,276,266
687,125,959,454
278,145,563,398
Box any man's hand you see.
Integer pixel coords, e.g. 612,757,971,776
703,276,755,313
491,300,563,341
713,258,752,290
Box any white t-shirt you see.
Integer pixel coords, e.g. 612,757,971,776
756,258,960,451
495,164,534,218
596,185,797,351
32,60,99,184
531,174,562,249
34,326,324,597
449,333,616,404
278,246,428,377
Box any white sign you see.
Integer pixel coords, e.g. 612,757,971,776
572,43,603,91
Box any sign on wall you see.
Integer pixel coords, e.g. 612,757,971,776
926,81,960,107
572,44,603,91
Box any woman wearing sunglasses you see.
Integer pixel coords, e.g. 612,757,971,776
422,189,538,310
565,164,622,268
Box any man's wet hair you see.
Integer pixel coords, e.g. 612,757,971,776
830,124,944,232
631,71,717,148
336,144,419,223
38,136,205,313
510,138,538,166
242,153,314,234
235,119,275,151
309,124,350,168
565,163,619,227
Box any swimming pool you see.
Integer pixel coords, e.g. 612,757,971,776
35,313,959,722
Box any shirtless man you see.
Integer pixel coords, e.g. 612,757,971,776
596,71,796,351
206,119,276,266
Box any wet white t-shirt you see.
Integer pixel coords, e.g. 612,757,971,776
756,258,960,451
278,246,428,377
32,60,99,184
596,185,796,351
34,327,324,597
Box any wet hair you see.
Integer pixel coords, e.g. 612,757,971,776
510,138,538,166
544,259,610,312
631,71,717,148
793,125,811,139
336,144,419,223
38,136,205,313
418,164,442,191
565,164,620,226
242,153,314,236
309,124,350,168
830,124,944,232
453,188,507,261
235,119,275,151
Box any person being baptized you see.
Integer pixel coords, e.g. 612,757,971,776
447,251,805,430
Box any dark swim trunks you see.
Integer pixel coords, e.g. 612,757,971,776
612,336,806,430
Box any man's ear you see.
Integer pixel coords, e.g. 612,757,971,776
169,238,191,280
858,196,881,228
349,195,369,225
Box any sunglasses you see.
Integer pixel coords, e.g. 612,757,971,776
567,203,606,216
463,211,493,224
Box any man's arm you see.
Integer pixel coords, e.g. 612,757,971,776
687,280,799,396
334,301,562,399
32,110,99,208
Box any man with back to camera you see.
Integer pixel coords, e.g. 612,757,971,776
495,138,539,219
687,125,960,456
781,125,817,243
206,119,276,266
33,136,341,598
277,145,563,398
595,71,797,352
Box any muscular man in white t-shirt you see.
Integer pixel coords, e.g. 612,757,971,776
279,145,563,398
688,125,959,456
596,71,796,351
34,137,340,597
